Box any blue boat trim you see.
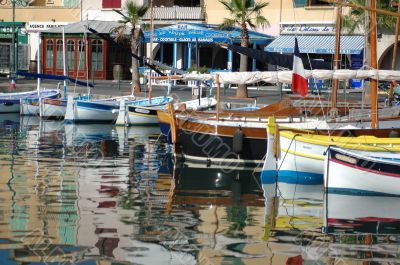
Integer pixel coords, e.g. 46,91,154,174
326,187,400,197
261,170,323,185
77,101,118,111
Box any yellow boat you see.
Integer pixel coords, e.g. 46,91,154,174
261,117,400,185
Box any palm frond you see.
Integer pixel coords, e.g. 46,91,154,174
219,18,237,29
219,0,235,13
218,0,269,31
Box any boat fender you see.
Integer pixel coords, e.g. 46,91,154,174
389,130,400,138
233,128,244,154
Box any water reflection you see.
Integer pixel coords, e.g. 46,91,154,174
1,117,400,264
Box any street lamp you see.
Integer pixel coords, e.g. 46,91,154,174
0,0,28,80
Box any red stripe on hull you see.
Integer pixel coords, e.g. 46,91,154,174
329,158,400,178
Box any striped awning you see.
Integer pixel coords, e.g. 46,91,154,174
265,35,364,55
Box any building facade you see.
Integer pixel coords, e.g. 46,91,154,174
0,1,80,74
205,0,399,71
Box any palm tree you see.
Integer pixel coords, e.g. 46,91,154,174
343,0,397,34
113,1,148,93
219,0,269,98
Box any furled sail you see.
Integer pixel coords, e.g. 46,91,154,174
183,70,400,85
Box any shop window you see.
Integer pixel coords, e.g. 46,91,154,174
78,40,85,69
173,0,201,7
46,40,54,68
294,0,331,7
102,0,121,8
308,0,331,6
67,40,75,70
56,40,63,69
91,40,103,71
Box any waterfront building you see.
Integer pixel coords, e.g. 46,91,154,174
0,1,81,74
205,0,400,71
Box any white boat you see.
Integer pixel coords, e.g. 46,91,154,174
0,89,59,113
324,146,400,196
39,95,91,120
64,95,136,123
115,96,174,126
116,97,217,126
19,89,61,116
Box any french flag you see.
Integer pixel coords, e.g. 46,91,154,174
292,38,308,97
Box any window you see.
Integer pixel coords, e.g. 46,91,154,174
56,40,63,69
294,0,331,7
102,0,121,8
46,40,53,68
78,40,85,69
91,40,103,71
173,0,201,7
308,0,331,6
67,40,75,70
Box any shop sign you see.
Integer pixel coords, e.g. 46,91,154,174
281,23,336,35
26,22,69,32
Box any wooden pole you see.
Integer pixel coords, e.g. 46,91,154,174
331,0,342,117
320,0,400,18
148,0,154,104
216,74,221,122
370,0,379,129
389,3,400,104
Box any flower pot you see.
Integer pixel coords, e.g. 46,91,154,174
113,63,124,81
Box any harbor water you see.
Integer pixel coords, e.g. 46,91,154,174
0,115,399,264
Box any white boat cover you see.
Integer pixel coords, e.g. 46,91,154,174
183,70,400,85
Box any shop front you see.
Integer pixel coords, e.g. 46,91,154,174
266,22,365,89
42,21,131,80
0,22,29,74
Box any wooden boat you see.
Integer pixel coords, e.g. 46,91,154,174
261,117,400,185
324,147,400,196
161,94,392,166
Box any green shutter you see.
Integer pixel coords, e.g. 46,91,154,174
64,0,79,7
294,0,307,7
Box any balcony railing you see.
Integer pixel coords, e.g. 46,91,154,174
142,6,205,22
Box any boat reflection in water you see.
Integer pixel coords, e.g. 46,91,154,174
262,179,400,264
323,193,400,263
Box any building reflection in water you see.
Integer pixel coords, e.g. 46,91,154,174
0,117,400,264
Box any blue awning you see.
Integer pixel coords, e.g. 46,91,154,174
144,23,274,45
265,35,364,55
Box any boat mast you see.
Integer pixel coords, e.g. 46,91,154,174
331,0,342,117
148,0,154,104
62,27,67,100
370,0,378,128
389,3,400,105
37,32,41,96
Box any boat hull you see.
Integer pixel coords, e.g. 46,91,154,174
0,102,20,113
20,99,40,116
324,147,400,196
40,98,67,119
177,126,267,166
65,99,119,123
125,106,159,125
